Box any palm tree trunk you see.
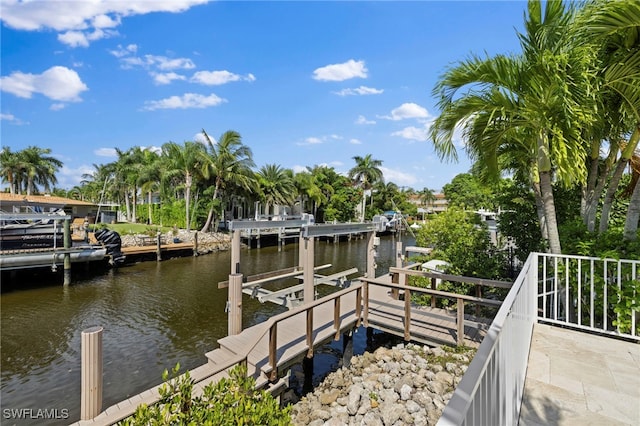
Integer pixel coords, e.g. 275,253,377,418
185,172,192,231
132,186,138,223
532,181,548,242
582,154,600,224
599,159,629,233
599,128,640,233
148,191,153,225
539,171,562,254
200,182,220,233
623,179,640,241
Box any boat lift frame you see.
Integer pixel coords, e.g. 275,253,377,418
221,220,383,335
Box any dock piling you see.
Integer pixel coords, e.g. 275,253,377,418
64,219,71,285
81,326,103,420
156,232,162,261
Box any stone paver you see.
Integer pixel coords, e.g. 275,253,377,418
519,323,640,426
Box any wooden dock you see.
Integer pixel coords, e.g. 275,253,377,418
72,273,498,426
121,242,194,256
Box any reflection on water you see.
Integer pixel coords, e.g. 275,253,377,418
0,234,413,424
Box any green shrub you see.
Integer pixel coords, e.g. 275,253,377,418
120,364,292,425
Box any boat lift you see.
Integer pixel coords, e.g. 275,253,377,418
219,219,383,335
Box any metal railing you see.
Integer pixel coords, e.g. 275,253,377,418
537,253,639,340
438,251,639,425
438,253,538,426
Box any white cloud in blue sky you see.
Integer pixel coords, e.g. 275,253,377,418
1,0,526,191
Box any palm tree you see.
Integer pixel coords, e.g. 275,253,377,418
256,164,296,216
577,0,640,233
430,0,596,253
199,130,256,232
162,141,207,231
348,154,384,221
138,149,161,225
0,147,23,194
18,146,63,195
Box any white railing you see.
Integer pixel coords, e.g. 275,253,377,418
537,253,639,340
437,253,538,426
438,252,639,425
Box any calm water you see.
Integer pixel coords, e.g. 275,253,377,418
1,234,413,425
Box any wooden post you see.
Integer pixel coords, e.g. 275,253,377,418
334,297,341,340
193,231,198,256
269,322,278,381
342,331,353,368
156,231,162,262
391,241,403,299
228,273,243,335
404,288,411,340
63,219,71,285
298,231,305,270
303,237,315,304
231,230,240,274
81,326,103,420
457,298,465,346
366,232,375,279
431,277,437,308
306,308,314,357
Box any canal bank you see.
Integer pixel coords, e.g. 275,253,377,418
0,233,413,425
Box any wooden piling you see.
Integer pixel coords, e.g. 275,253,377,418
303,236,315,304
63,219,71,285
193,231,198,256
228,273,243,335
156,232,162,262
81,326,103,420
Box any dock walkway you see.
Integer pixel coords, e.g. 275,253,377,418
72,275,491,426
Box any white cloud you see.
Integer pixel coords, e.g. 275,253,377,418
141,145,162,154
142,93,227,110
0,113,28,125
94,148,117,157
391,126,429,142
0,66,88,102
292,165,307,173
144,55,195,70
355,115,376,125
109,44,138,58
297,134,344,146
50,103,66,111
58,164,96,188
380,166,418,187
194,131,214,144
152,72,186,85
349,138,362,145
1,0,211,47
381,102,430,121
191,70,255,85
313,59,367,82
333,86,383,96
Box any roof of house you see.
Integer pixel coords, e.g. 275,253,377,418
0,193,97,207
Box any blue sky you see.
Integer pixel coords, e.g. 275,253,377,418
1,0,526,192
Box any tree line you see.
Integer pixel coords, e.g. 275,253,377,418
1,139,431,232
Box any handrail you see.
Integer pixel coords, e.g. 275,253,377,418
92,282,366,424
360,277,503,344
388,267,513,288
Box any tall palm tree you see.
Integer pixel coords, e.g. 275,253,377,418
348,154,384,221
577,0,640,233
256,164,296,216
0,147,23,194
18,146,63,195
199,130,256,232
162,141,207,231
430,0,596,253
138,149,161,225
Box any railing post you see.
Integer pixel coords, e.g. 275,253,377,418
457,298,464,346
334,297,341,340
404,287,411,340
363,281,369,327
268,322,278,381
231,230,240,274
355,286,362,327
431,277,437,308
306,308,314,357
81,326,103,420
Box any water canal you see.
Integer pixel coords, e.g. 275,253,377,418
1,233,414,425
